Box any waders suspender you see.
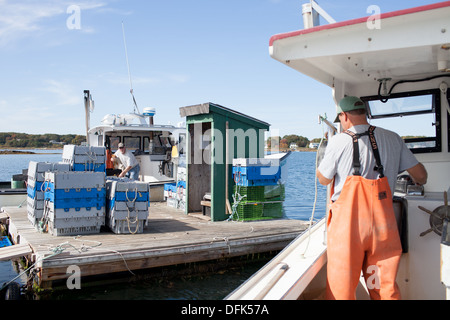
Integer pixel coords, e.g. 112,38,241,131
344,126,385,178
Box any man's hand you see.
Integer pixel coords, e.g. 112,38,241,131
407,162,428,185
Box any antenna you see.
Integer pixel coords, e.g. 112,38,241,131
302,1,336,29
122,21,140,114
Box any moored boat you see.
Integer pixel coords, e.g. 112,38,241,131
85,90,186,201
227,1,450,300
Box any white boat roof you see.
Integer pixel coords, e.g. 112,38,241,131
269,1,450,96
89,123,184,135
89,112,184,135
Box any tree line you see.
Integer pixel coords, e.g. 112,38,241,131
0,132,86,148
267,134,321,150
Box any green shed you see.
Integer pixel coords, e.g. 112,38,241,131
179,102,270,221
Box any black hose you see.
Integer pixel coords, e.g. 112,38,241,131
378,74,450,103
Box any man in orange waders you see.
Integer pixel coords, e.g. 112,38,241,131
317,96,428,300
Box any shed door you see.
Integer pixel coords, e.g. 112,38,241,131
188,122,212,213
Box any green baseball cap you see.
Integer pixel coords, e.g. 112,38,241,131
334,96,366,122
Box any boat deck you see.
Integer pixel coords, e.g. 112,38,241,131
1,202,308,288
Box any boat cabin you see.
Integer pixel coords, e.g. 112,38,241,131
88,109,185,199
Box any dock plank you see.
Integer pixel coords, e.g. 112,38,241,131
0,211,8,223
2,202,308,285
0,243,32,261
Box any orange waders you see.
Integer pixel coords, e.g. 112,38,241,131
326,126,403,300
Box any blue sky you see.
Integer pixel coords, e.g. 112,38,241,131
0,0,441,139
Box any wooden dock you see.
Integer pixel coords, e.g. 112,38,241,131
1,203,308,288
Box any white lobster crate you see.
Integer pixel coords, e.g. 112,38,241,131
107,209,148,221
49,215,105,229
108,200,148,212
46,205,105,219
48,225,101,236
27,207,43,227
62,145,105,162
62,145,106,172
106,178,149,234
107,217,146,234
45,171,105,190
28,161,71,182
106,179,149,198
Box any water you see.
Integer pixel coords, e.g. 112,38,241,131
283,152,327,221
0,151,326,299
0,149,62,180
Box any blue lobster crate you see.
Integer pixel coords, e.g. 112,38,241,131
232,165,281,180
72,163,106,172
233,165,281,186
164,182,177,192
176,180,186,188
112,191,149,202
27,186,44,200
44,185,106,202
49,197,105,210
234,176,280,187
0,236,12,248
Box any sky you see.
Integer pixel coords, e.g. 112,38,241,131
0,0,442,140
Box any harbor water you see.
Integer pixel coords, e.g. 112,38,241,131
0,150,327,299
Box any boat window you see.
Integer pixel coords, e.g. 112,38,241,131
152,134,166,155
123,136,141,151
368,95,432,117
109,137,121,152
362,89,441,154
143,132,168,155
178,133,186,155
143,137,150,153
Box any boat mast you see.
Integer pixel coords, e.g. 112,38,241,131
122,21,140,115
302,0,335,28
83,90,94,146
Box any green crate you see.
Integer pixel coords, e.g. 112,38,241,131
262,202,284,219
235,202,264,221
234,201,284,221
264,184,285,201
233,186,265,202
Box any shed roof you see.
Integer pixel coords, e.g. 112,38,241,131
179,102,270,128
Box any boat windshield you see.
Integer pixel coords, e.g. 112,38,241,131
363,89,442,154
368,95,432,118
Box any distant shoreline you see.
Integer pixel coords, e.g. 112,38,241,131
0,148,62,155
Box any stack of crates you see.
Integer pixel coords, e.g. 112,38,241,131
232,158,284,221
164,158,186,210
106,178,150,234
62,145,106,172
176,162,187,211
26,161,71,228
176,180,186,211
43,171,106,236
164,182,178,208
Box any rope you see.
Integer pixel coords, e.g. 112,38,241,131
0,241,68,291
212,237,231,254
228,184,247,222
126,187,138,202
125,187,140,234
300,117,326,258
0,234,137,291
71,236,135,275
126,207,140,234
83,150,98,171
